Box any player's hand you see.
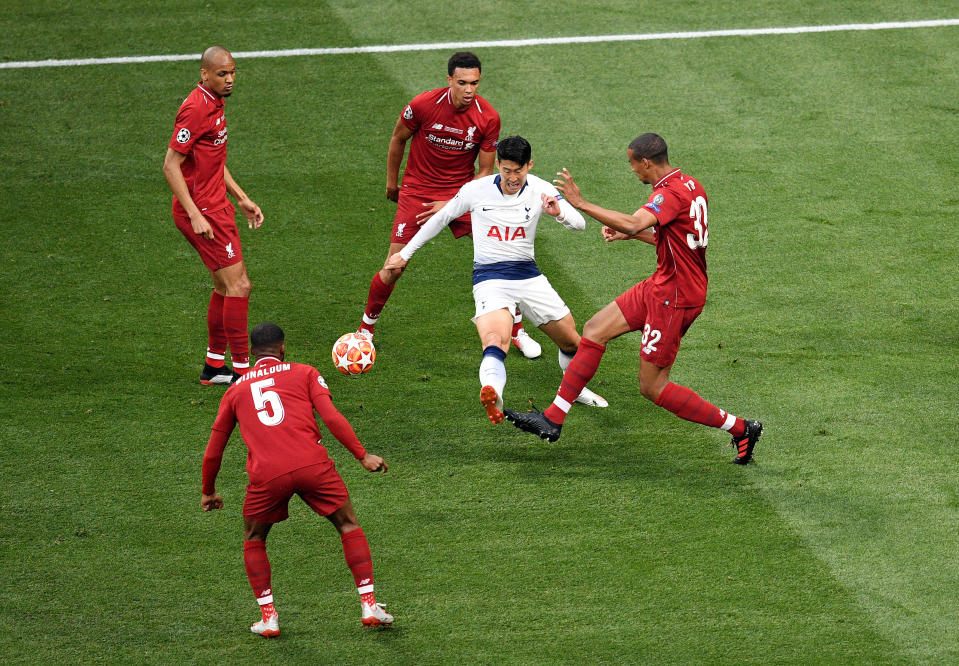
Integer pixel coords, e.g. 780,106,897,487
415,200,448,225
553,168,584,208
602,225,631,242
383,252,408,274
541,193,561,217
361,453,388,473
238,198,264,229
190,213,215,240
201,492,224,511
386,186,400,202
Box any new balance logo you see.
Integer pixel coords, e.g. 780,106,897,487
359,578,371,586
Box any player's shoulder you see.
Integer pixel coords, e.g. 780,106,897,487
472,93,499,116
525,172,552,191
409,87,449,107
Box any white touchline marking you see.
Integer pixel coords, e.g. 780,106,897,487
2,19,958,69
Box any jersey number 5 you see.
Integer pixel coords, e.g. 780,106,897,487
251,378,285,426
686,195,708,250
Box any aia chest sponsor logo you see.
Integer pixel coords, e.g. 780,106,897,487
487,225,526,242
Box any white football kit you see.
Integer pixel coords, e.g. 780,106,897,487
399,173,585,325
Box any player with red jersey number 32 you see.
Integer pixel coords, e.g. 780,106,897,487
505,133,763,464
200,323,393,637
358,51,542,359
163,46,264,386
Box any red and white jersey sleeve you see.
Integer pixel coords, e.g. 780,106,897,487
217,358,338,485
643,169,709,307
399,87,500,193
169,83,230,215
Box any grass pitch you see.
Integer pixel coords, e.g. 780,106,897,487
2,2,958,663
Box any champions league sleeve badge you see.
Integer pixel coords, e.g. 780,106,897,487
176,127,191,144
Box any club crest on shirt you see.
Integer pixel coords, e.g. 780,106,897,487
176,127,191,144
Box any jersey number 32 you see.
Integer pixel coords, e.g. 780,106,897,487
686,195,708,250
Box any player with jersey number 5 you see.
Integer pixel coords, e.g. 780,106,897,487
384,136,608,424
200,322,393,637
504,133,763,464
357,51,542,359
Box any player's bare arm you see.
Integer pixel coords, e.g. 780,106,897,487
163,148,214,239
360,453,388,473
475,149,496,179
554,168,656,236
415,200,449,224
386,120,414,202
603,215,656,244
224,166,263,229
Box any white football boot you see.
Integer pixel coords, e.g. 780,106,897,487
361,602,394,627
575,386,609,408
250,612,280,638
511,328,542,359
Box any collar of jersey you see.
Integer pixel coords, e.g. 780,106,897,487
493,174,528,196
654,168,682,189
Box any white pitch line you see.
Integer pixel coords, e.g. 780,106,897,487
2,19,958,70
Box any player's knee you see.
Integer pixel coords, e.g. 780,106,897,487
379,266,403,285
639,381,660,402
582,319,602,342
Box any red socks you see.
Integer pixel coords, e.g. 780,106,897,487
655,382,745,437
243,540,274,615
544,337,606,424
223,295,249,372
341,528,376,605
206,291,227,367
360,273,395,334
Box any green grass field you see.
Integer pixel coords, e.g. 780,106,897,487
3,1,959,663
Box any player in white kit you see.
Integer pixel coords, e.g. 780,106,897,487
384,136,607,424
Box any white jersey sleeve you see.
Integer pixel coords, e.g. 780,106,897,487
555,197,585,230
398,184,474,261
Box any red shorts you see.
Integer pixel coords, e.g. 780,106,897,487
615,279,703,368
392,188,471,243
174,203,243,271
243,460,349,523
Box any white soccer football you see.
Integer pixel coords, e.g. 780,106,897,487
331,332,376,375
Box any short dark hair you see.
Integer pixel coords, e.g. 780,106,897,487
448,51,482,75
250,322,285,350
496,135,532,165
628,133,669,164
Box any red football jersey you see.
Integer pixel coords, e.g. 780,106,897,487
642,168,709,307
168,83,230,216
399,87,500,193
210,357,366,485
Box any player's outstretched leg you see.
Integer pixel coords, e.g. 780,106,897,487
731,419,763,465
479,346,507,424
503,408,562,442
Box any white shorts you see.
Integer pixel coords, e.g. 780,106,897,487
471,275,570,327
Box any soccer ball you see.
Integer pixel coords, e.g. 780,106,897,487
332,332,376,375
